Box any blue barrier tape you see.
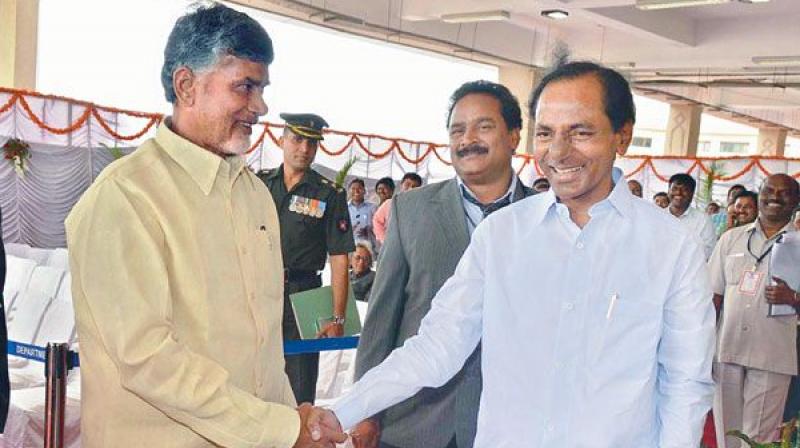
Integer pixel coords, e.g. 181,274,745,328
284,336,359,355
7,336,359,366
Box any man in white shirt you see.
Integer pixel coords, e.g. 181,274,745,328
307,61,715,448
668,173,716,259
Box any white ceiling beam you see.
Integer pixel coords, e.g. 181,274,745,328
579,5,695,47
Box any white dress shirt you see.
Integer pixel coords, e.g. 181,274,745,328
674,206,716,259
332,169,715,448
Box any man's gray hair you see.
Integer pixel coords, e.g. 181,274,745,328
161,2,274,103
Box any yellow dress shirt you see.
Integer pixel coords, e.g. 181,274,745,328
66,122,300,447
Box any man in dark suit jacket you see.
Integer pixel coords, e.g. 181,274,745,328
351,80,534,448
0,206,10,432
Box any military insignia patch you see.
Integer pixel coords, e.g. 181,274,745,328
338,219,349,233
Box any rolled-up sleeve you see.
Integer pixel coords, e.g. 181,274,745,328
67,180,300,448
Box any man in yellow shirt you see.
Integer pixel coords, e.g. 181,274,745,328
66,3,344,447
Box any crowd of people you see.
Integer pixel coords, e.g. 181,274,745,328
2,3,798,448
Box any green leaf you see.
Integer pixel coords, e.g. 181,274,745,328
335,156,358,188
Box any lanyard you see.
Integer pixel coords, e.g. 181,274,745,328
747,228,785,266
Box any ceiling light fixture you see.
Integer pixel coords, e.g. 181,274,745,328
541,9,569,19
752,55,800,66
441,10,510,24
635,0,730,10
737,0,770,3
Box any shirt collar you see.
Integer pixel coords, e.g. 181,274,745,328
539,167,632,224
749,219,797,240
457,173,519,205
155,119,245,196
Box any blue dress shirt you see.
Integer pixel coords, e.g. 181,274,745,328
332,169,716,447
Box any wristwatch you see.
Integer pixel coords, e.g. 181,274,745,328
333,315,346,325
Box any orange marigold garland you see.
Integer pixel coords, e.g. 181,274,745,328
3,138,31,178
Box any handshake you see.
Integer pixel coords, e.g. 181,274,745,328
294,403,345,448
294,404,380,448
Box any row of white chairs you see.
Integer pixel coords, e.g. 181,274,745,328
2,244,81,447
4,252,76,367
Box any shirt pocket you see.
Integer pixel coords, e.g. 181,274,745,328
589,287,662,368
252,223,282,298
723,253,750,288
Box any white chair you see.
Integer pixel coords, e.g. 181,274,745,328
26,266,65,299
3,243,31,259
25,248,52,266
55,272,72,304
6,289,53,370
4,290,18,313
45,248,70,271
7,290,53,345
3,255,36,300
33,300,75,348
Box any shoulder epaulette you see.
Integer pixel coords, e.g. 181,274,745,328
318,174,345,193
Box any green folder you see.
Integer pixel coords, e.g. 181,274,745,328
289,286,362,339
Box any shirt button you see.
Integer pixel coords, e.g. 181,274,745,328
576,241,585,249
564,302,574,311
742,325,750,332
547,424,555,432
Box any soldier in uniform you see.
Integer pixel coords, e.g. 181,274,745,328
258,113,355,405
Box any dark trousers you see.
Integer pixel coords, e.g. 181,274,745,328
380,437,458,448
283,277,322,405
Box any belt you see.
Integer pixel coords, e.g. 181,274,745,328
284,268,320,283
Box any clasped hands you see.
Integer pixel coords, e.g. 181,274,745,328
294,403,345,448
295,404,380,448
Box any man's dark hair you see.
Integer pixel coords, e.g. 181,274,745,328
446,80,522,131
533,177,550,187
668,173,696,194
401,172,423,186
733,190,758,204
376,177,395,192
728,184,745,194
528,61,635,132
348,178,365,188
726,184,746,202
161,2,274,103
653,192,668,200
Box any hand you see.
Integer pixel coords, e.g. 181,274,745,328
765,277,799,307
294,403,347,448
316,322,344,338
351,418,380,448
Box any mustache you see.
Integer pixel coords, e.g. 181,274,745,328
456,143,489,158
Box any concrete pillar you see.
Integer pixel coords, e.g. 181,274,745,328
756,128,787,156
0,0,39,89
498,65,543,155
663,104,702,157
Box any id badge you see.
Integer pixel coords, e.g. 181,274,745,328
738,269,764,296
